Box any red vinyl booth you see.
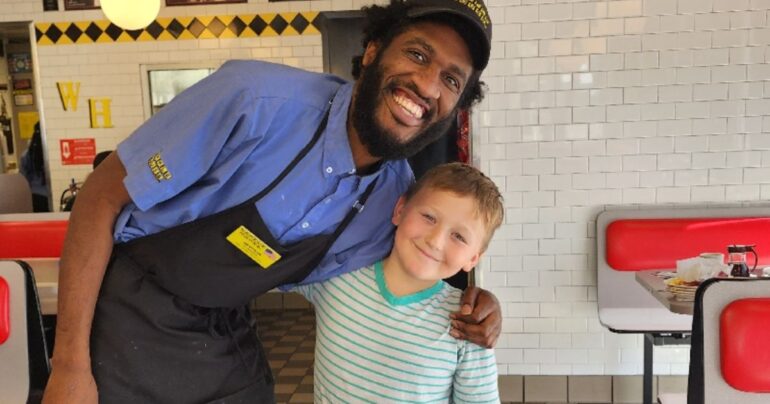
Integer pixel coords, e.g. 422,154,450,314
606,218,770,272
598,208,770,404
0,276,8,345
719,297,770,393
597,207,770,334
0,220,68,259
683,277,770,404
0,261,48,402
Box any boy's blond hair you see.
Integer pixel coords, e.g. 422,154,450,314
404,162,504,250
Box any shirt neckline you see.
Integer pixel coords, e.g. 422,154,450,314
374,261,444,306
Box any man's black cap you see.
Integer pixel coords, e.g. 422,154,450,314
406,0,492,70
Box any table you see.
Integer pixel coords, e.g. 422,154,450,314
635,270,694,315
635,270,693,404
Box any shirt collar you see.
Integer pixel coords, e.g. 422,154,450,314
375,261,444,306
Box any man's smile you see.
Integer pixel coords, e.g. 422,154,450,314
392,88,426,120
350,21,471,162
386,86,431,127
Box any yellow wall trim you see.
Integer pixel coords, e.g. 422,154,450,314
35,12,320,45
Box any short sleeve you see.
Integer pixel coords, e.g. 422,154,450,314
453,342,500,403
117,62,265,211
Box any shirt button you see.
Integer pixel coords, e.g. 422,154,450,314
326,166,333,174
301,222,310,229
325,198,331,204
348,169,356,174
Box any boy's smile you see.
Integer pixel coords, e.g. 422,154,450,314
384,187,486,296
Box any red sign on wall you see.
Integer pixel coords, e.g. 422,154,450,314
60,138,96,165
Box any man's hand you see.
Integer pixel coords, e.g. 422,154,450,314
42,364,98,404
449,286,501,349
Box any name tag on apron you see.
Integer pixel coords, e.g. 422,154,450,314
226,226,282,269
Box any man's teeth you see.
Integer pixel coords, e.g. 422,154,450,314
393,94,424,119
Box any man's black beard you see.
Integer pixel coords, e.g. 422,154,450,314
351,57,457,161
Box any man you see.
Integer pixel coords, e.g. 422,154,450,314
43,0,499,402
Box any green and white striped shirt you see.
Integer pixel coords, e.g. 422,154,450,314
294,261,500,403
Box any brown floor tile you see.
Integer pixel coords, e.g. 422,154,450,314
274,384,298,394
288,393,314,403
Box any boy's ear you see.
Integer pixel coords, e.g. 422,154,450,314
392,195,407,226
362,41,380,68
461,253,481,273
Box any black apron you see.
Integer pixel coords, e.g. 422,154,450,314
91,102,377,403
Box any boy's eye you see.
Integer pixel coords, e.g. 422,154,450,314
452,233,467,244
421,213,435,223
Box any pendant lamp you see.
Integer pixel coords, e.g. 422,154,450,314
100,0,161,30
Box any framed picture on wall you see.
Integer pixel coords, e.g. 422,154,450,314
13,91,34,107
64,0,100,10
43,0,60,11
13,79,32,91
166,0,245,6
8,53,32,74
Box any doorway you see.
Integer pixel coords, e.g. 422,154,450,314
0,21,49,211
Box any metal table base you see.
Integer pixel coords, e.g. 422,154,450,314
643,333,691,404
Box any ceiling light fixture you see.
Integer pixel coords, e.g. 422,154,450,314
100,0,161,31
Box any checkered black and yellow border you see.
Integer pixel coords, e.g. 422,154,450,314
36,12,320,45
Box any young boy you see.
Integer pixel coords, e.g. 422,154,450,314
293,162,504,403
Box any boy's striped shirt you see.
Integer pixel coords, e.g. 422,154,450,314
294,262,500,403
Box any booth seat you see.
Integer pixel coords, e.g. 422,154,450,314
681,277,770,404
0,261,50,403
0,213,70,260
0,213,69,317
597,206,770,333
598,207,770,404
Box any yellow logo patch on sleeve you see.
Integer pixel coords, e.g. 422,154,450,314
226,226,282,269
148,152,173,182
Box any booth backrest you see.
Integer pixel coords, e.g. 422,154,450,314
597,206,770,333
696,278,770,403
0,261,31,404
0,276,8,345
719,297,770,393
0,213,70,259
607,218,770,271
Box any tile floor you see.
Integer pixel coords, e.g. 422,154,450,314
254,309,316,404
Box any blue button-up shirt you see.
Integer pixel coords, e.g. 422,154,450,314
115,60,413,286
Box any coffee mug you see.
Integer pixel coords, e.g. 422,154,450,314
700,252,724,263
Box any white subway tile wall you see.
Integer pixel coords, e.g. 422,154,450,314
474,0,770,377
3,0,770,377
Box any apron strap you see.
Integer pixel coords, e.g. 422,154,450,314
251,100,333,202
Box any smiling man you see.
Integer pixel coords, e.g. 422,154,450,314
350,0,489,167
43,0,498,403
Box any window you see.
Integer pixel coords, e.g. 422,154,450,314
141,63,218,118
